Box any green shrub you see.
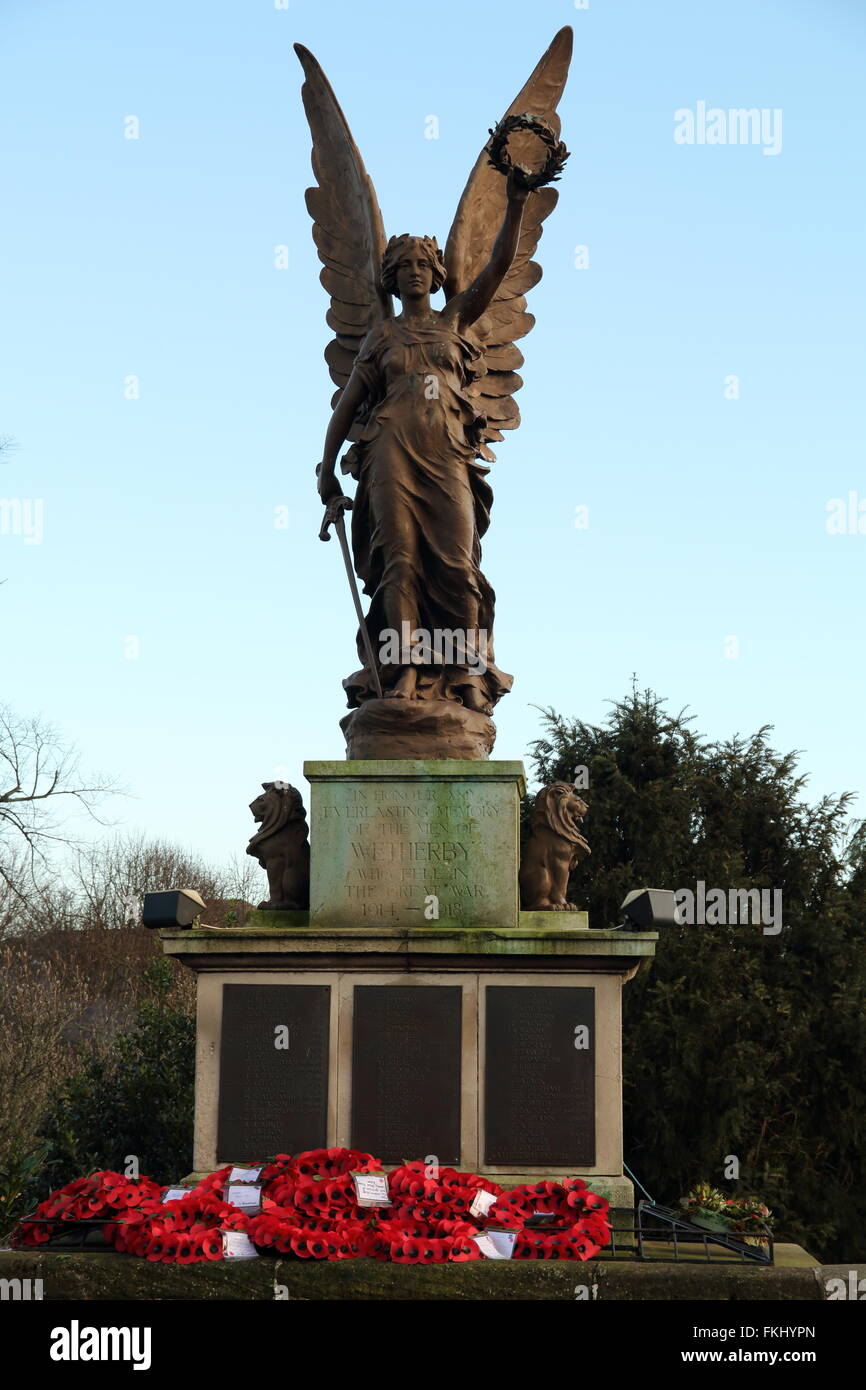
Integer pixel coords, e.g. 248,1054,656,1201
37,959,195,1192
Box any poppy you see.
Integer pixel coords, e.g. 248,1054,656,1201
176,1237,197,1265
158,1234,179,1263
390,1239,421,1263
290,1232,312,1259
579,1213,611,1246
448,1187,476,1213
259,1154,293,1185
449,1237,481,1262
186,1234,207,1263
268,1178,296,1208
247,1216,271,1247
203,1232,224,1260
568,1234,600,1260
435,1169,457,1190
293,1183,318,1211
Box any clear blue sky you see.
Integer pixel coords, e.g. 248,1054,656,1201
1,0,864,870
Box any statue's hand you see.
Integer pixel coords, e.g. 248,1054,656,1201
318,490,353,542
506,165,533,204
317,461,342,502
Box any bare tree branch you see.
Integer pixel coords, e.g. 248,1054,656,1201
0,706,121,882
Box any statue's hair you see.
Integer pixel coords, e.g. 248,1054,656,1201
380,234,447,298
532,782,589,846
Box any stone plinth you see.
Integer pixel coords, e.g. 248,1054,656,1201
161,916,656,1204
304,760,525,930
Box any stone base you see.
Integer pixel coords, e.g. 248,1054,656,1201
160,922,657,1183
341,698,496,760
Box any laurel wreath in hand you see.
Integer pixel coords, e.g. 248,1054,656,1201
485,112,570,189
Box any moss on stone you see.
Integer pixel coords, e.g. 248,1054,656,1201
0,1247,821,1301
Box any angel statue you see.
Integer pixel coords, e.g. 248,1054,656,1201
296,28,572,759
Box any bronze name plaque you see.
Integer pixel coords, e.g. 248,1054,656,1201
217,984,330,1161
351,985,462,1165
485,985,595,1167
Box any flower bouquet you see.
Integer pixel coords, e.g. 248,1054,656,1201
679,1183,773,1246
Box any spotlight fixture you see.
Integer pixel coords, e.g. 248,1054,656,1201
617,888,679,930
142,888,207,929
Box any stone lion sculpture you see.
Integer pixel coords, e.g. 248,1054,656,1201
519,782,591,912
246,782,310,911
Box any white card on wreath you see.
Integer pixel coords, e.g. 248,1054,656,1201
469,1188,498,1218
472,1229,517,1260
162,1188,190,1204
221,1231,258,1260
226,1183,262,1210
228,1165,263,1183
351,1172,391,1207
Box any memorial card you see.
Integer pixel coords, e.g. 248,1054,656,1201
221,1231,258,1260
471,1228,518,1260
469,1188,498,1219
351,1171,392,1208
225,1183,263,1210
228,1165,263,1184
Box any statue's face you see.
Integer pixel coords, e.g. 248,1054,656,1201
395,249,434,300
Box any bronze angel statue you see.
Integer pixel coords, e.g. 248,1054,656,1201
296,29,572,758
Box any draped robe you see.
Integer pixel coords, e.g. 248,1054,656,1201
340,315,512,713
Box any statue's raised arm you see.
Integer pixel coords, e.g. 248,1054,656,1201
441,166,533,333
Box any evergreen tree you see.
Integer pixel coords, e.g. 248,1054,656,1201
528,684,866,1261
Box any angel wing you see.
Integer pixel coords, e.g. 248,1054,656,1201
444,27,573,458
295,43,392,423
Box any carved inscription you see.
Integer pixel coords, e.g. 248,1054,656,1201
351,985,462,1165
316,781,511,923
485,986,595,1167
217,984,330,1161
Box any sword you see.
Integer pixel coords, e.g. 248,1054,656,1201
319,491,384,700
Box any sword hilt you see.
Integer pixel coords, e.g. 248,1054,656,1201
318,492,354,542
